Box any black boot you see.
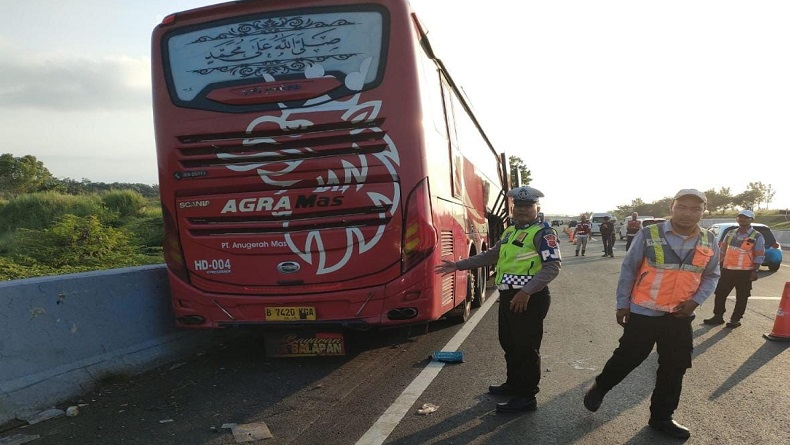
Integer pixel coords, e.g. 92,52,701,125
648,418,691,439
703,316,725,325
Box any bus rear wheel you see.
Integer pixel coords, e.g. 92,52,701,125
471,266,488,308
448,272,473,323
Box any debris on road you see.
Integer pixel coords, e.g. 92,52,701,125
0,433,41,445
430,351,464,363
23,408,64,425
222,421,273,443
416,403,439,415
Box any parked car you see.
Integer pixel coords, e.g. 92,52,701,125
618,217,666,240
551,220,562,227
707,222,783,272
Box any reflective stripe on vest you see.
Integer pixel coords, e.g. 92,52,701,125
631,224,715,312
722,228,762,270
495,224,544,286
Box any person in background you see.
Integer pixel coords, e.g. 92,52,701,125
537,212,545,224
435,186,561,413
625,212,642,251
600,215,615,257
583,189,720,440
574,214,592,256
703,209,764,329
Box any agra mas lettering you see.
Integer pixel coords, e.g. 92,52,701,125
221,194,344,214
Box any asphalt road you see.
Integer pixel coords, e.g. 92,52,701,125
6,233,790,444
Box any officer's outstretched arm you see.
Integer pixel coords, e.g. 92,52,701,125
434,259,458,275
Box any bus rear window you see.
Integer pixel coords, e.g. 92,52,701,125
164,8,386,108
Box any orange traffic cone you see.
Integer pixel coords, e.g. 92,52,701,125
763,282,790,342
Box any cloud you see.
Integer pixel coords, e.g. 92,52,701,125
0,51,152,112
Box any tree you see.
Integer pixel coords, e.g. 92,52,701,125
733,189,760,210
764,183,776,209
0,154,55,197
509,156,532,187
705,187,733,214
746,182,768,210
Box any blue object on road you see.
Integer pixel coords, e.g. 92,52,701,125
431,351,464,363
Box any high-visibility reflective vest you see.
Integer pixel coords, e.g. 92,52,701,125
631,224,715,312
721,228,763,270
495,224,544,287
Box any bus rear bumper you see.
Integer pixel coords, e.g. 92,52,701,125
166,262,448,329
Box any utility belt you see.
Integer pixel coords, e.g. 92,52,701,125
498,284,524,291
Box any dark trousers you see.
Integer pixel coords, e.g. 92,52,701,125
602,233,614,256
498,287,551,397
712,268,752,321
594,313,694,420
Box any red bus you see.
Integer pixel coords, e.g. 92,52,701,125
151,0,509,331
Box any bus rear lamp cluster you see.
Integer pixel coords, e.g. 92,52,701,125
387,307,418,320
402,179,437,273
177,315,206,325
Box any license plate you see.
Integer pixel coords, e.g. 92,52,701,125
265,332,345,357
265,306,316,321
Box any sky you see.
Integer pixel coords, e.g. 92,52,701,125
1,0,788,216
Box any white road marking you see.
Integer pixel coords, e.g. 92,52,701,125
354,292,498,445
731,296,781,300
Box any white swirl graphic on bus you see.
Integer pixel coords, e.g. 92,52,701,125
218,57,400,274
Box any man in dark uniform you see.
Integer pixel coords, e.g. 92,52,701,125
600,215,616,257
435,186,562,413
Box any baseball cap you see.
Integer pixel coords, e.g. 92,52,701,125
673,188,707,204
507,186,544,203
737,209,755,218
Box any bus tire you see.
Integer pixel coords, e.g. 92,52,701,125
471,266,487,308
448,272,473,323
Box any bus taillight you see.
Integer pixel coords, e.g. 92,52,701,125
402,179,437,273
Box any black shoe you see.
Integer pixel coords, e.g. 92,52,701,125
583,383,606,412
648,418,691,439
488,383,515,395
496,396,537,413
575,252,579,256
726,320,742,328
703,316,725,326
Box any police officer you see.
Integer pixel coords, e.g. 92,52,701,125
435,186,562,413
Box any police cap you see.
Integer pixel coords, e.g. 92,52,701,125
507,186,544,203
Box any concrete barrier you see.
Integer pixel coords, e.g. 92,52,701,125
0,265,227,425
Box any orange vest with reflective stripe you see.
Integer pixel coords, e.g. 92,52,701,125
631,224,715,312
721,228,763,270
